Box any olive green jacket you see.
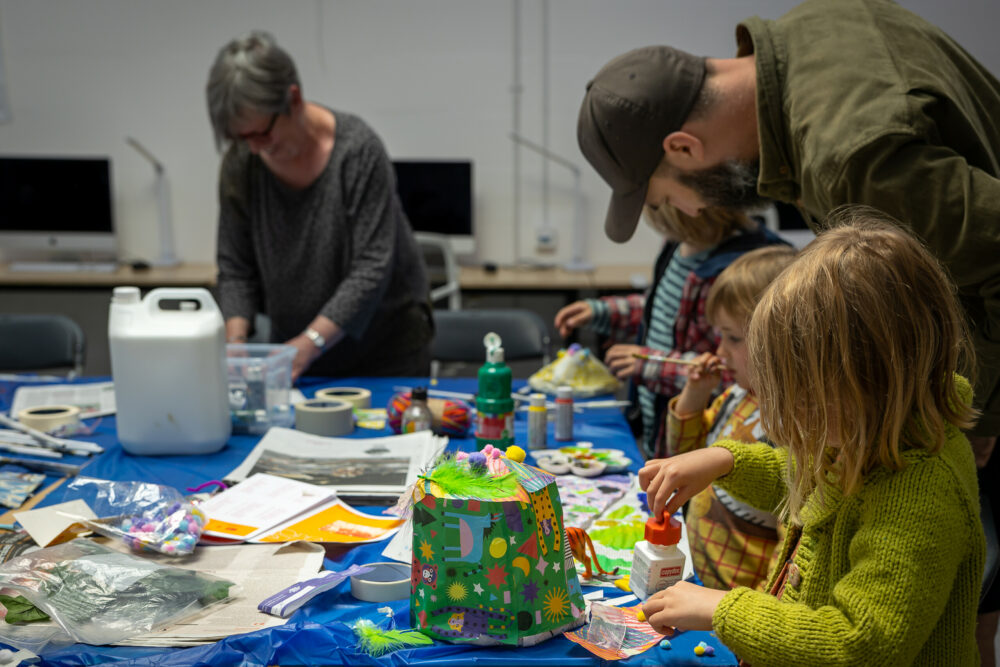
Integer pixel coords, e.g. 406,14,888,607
739,0,1000,434
710,380,983,666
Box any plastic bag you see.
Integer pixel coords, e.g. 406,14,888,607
0,538,237,650
528,344,621,398
62,477,206,556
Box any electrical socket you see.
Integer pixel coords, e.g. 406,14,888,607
536,227,557,253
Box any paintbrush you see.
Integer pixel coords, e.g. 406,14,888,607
631,353,728,369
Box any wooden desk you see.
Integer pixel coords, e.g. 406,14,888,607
459,264,650,291
0,263,217,288
0,263,217,375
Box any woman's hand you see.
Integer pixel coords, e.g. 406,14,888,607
287,334,322,382
604,344,644,380
554,301,594,338
638,448,734,517
642,582,727,634
672,352,724,415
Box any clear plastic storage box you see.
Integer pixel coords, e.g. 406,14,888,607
226,344,296,435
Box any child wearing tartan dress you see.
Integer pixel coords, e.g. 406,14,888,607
665,245,796,592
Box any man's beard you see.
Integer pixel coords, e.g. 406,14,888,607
676,159,770,212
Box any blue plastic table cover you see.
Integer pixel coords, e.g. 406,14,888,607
0,375,737,666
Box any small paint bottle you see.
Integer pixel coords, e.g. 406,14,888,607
554,385,574,441
630,512,686,600
402,387,434,433
527,393,548,449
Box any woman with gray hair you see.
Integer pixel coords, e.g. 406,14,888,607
206,30,432,379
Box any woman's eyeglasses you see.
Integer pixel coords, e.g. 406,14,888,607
235,112,279,142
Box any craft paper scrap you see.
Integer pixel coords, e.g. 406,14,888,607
14,499,96,547
199,473,334,541
259,564,374,618
564,603,662,660
0,471,45,509
252,498,404,544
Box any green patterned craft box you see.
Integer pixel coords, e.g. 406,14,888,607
409,458,585,646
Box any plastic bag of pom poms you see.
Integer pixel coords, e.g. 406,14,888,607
60,477,206,556
387,392,471,437
528,344,621,398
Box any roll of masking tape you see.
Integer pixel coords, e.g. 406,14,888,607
314,386,372,410
17,405,81,433
350,561,412,602
295,398,354,437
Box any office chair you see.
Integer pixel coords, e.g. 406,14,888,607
431,309,551,379
0,314,86,379
415,232,462,311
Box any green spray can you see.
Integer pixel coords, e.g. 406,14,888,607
475,332,514,447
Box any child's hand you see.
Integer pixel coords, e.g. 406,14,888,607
604,344,643,380
641,581,727,634
554,301,593,338
674,352,723,414
638,448,734,517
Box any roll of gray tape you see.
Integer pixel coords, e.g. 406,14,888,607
17,405,81,433
294,398,354,436
350,561,412,602
314,386,372,410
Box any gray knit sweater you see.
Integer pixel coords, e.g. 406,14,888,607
216,110,431,376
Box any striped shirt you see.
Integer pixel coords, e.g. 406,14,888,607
636,249,708,456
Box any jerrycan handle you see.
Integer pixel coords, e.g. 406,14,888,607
143,287,220,315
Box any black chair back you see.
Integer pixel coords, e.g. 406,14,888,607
0,314,85,378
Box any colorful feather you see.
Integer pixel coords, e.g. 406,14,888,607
418,457,519,499
353,619,433,656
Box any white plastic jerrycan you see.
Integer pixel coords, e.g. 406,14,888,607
108,286,231,455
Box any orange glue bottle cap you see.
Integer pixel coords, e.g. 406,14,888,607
644,512,682,546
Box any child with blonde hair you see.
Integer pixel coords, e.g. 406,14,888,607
666,245,797,592
639,207,984,664
555,204,786,459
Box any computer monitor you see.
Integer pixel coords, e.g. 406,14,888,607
393,159,473,255
0,156,117,262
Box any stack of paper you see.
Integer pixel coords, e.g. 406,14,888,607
223,428,447,502
198,473,405,545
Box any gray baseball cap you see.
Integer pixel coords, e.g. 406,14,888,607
578,46,706,243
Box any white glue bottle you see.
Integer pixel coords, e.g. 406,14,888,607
630,512,686,600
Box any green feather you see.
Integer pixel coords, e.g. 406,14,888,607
353,619,433,656
419,457,519,499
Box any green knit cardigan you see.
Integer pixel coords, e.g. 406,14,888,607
711,379,984,666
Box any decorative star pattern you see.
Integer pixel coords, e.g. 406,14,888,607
473,582,484,595
486,563,508,589
419,539,435,561
522,580,539,603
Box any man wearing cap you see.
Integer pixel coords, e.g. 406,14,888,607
577,0,1000,657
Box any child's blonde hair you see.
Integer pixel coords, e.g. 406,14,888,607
643,204,754,247
706,245,798,326
747,206,978,522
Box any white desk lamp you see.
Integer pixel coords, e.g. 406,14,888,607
126,137,178,267
508,132,593,272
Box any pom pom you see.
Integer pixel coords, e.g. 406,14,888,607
505,445,526,463
467,452,487,470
